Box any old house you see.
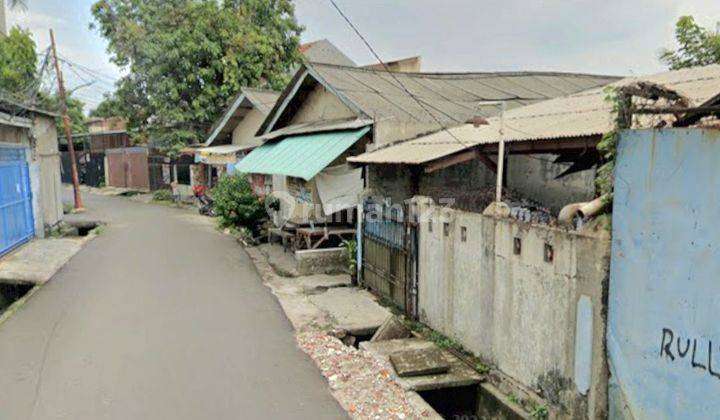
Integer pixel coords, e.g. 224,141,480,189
238,62,618,229
188,39,354,192
191,88,281,190
349,64,720,419
0,100,63,256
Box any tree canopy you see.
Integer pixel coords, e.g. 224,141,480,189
660,16,720,70
90,0,304,155
0,27,87,134
0,27,37,97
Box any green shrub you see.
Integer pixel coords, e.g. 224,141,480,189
153,189,174,202
212,174,266,231
341,239,357,274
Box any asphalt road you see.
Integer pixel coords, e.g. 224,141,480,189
0,192,345,420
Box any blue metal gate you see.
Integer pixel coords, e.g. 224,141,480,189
0,146,34,256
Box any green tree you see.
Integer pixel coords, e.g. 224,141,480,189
90,93,124,118
90,0,303,156
0,27,37,97
660,16,720,69
40,93,89,135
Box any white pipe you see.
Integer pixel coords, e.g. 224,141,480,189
578,195,609,219
558,194,610,225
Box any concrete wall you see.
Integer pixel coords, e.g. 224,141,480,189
373,119,440,148
33,115,63,230
289,84,355,125
415,197,610,419
231,108,265,147
0,115,63,237
367,160,495,207
367,155,595,213
506,154,596,213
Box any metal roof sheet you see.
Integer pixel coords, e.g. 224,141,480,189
349,65,720,165
258,118,373,142
236,127,370,180
259,63,619,136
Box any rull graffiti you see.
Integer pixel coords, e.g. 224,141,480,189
660,328,720,381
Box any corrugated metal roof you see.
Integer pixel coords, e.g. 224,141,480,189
348,65,720,165
300,39,357,67
259,62,619,136
236,127,370,180
310,64,620,126
258,118,373,141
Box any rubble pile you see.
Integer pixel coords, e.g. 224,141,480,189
506,198,555,225
297,332,433,420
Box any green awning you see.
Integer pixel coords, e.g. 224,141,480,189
235,127,370,180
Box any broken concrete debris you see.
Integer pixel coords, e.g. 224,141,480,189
371,315,413,342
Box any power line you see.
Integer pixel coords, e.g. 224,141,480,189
328,0,474,150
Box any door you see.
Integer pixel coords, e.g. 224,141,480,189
0,146,34,256
361,199,419,317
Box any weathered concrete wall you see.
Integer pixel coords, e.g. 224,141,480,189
367,160,495,206
506,155,596,213
289,84,355,125
33,115,63,230
415,197,610,419
295,248,346,276
373,119,440,147
231,108,265,146
367,155,594,213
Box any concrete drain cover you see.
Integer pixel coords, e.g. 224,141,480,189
390,348,450,377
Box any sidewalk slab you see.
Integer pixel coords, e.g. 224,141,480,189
0,238,87,285
361,338,483,391
308,287,391,335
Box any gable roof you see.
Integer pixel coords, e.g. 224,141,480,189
299,39,356,67
348,64,720,165
258,62,620,137
204,87,280,146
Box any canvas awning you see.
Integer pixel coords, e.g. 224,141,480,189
194,144,254,164
235,127,370,180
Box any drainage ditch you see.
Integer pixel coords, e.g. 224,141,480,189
0,283,34,317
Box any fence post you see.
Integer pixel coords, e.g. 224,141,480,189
356,202,363,286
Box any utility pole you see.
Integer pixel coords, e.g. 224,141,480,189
50,29,84,209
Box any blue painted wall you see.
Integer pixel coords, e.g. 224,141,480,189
609,128,720,419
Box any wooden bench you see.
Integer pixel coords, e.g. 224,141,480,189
268,228,295,252
295,226,356,250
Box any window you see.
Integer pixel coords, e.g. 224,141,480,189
513,237,522,255
443,222,450,237
461,226,467,242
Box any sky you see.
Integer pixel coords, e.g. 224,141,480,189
6,0,720,111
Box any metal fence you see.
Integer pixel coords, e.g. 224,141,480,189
361,199,418,317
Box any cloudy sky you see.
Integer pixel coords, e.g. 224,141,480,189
6,0,720,110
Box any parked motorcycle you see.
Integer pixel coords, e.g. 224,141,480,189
192,185,215,216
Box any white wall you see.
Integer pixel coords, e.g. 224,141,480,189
231,108,266,147
415,197,610,419
289,84,355,124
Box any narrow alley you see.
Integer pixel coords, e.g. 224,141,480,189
0,192,345,420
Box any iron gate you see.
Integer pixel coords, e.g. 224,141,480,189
361,199,418,317
0,146,34,256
